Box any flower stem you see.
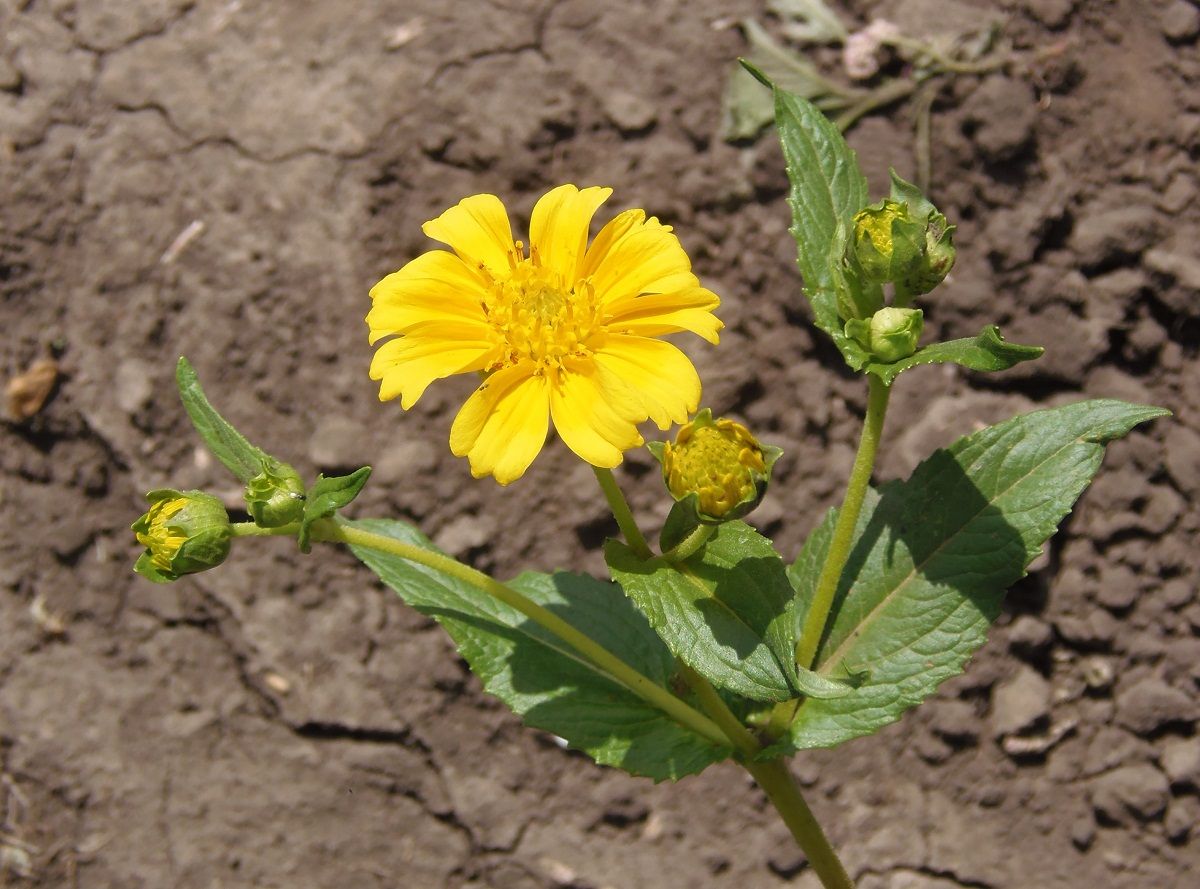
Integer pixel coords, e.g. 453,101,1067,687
680,666,855,889
663,524,714,563
593,467,653,559
305,518,729,750
795,375,891,671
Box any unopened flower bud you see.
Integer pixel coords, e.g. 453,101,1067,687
846,307,924,363
654,409,781,524
132,489,232,583
245,461,306,527
851,199,956,296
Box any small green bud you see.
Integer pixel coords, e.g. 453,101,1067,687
846,307,924,363
651,409,782,524
132,489,232,583
245,461,306,527
851,199,956,296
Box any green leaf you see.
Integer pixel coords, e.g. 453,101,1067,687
297,467,371,553
774,399,1168,753
348,518,730,781
606,521,799,703
771,80,876,368
864,325,1044,385
176,356,277,483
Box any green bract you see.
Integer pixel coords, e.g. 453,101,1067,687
245,461,306,528
132,489,232,583
845,307,924,363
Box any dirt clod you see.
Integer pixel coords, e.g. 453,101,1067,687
1090,764,1170,824
1115,678,1199,734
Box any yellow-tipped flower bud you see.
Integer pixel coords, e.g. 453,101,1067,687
244,461,306,528
846,307,924,363
851,199,956,296
132,489,232,583
654,410,782,524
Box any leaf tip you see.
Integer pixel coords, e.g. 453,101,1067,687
737,58,773,89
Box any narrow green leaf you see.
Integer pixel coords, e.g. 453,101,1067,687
772,82,875,367
606,521,799,703
175,356,274,483
297,467,371,553
773,399,1168,753
348,518,729,781
865,325,1044,385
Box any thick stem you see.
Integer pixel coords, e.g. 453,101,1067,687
744,760,857,889
302,519,729,750
663,524,715,563
795,376,891,670
681,666,856,889
593,467,653,559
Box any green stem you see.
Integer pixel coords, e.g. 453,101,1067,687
593,467,653,559
663,524,714,563
302,518,729,750
681,666,855,889
795,376,892,671
744,759,857,889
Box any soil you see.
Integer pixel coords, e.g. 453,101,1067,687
2,0,1198,887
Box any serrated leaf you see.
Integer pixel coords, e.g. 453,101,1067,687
772,81,874,368
606,522,799,703
176,357,276,483
297,467,371,553
864,325,1044,385
348,518,729,781
773,399,1168,753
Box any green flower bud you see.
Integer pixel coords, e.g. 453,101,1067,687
846,307,924,363
651,409,782,524
851,199,956,296
244,461,306,528
132,489,232,583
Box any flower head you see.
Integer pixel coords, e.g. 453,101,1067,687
652,409,781,524
368,185,722,484
132,489,232,583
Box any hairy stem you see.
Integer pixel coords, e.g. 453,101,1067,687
593,467,653,559
796,376,891,670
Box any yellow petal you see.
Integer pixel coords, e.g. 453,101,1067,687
548,361,645,468
583,211,699,302
593,335,702,430
605,287,723,344
421,195,515,276
450,364,550,484
371,336,494,409
529,184,612,284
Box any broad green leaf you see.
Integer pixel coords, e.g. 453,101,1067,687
297,467,372,553
864,325,1044,386
773,399,1168,753
349,518,729,781
606,521,799,703
771,80,875,368
176,356,276,483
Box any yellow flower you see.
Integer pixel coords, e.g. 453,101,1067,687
367,185,722,484
136,496,189,572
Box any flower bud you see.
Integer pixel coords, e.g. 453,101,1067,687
654,410,781,524
851,199,956,295
132,489,232,583
845,307,924,363
244,461,306,528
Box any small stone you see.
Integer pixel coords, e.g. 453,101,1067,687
1007,615,1054,658
1165,797,1199,843
1080,656,1115,691
1115,677,1198,734
598,89,657,134
1160,736,1200,788
1090,764,1170,824
1069,204,1159,268
114,358,153,414
1160,0,1200,42
1069,814,1095,850
991,666,1051,737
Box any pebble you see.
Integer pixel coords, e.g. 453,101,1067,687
1080,656,1115,691
1090,764,1170,823
1115,677,1198,734
1160,0,1200,42
991,666,1051,737
598,89,657,134
1068,204,1160,268
1160,736,1200,788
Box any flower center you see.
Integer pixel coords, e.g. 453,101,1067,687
481,242,604,376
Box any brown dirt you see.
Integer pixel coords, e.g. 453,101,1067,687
2,0,1198,886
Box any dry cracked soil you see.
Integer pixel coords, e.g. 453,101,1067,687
2,0,1200,887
